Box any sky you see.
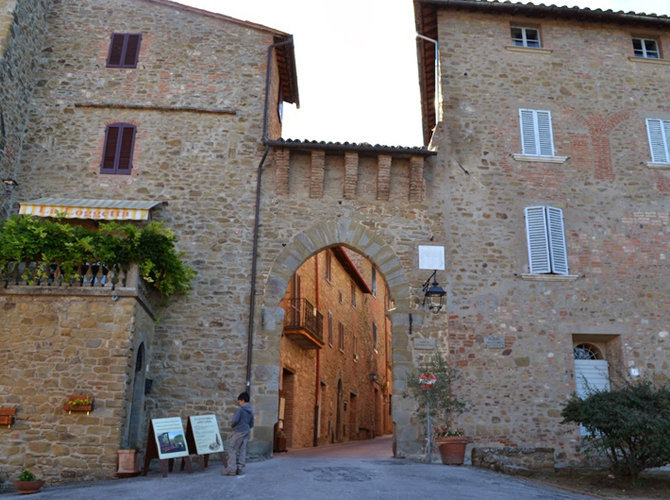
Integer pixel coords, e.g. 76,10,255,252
179,1,670,146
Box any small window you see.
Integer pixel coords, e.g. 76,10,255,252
328,311,333,346
325,251,332,283
511,26,541,48
645,118,670,163
350,282,356,308
524,206,568,275
338,290,343,304
574,344,602,360
371,267,377,297
632,37,659,59
100,123,136,175
519,109,555,157
353,335,358,360
372,322,378,351
107,33,142,68
338,322,345,351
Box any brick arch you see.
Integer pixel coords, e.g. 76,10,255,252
252,217,413,457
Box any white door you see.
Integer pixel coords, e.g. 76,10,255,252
574,359,610,436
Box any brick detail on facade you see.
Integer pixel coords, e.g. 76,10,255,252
343,151,359,199
274,147,290,196
376,154,391,201
310,149,325,199
409,155,424,203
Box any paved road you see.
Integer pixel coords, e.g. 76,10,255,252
4,436,595,499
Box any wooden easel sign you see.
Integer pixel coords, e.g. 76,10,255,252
188,415,224,454
153,417,190,459
185,415,226,470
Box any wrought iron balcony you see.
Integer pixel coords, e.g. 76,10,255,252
283,298,324,349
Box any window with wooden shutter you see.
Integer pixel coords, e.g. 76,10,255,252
524,206,569,275
100,123,136,174
646,118,670,163
519,109,555,156
107,33,142,68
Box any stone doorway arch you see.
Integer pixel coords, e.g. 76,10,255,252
253,218,414,457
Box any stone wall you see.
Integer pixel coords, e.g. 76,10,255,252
431,7,670,465
0,289,154,486
0,0,51,218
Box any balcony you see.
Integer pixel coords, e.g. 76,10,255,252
283,298,324,349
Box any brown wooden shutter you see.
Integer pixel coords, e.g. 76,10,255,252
123,34,141,67
100,123,136,174
107,34,125,67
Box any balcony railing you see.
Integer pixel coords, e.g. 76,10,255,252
283,298,324,349
1,261,137,289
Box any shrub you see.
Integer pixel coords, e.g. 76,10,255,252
561,378,670,478
0,215,194,297
403,352,467,433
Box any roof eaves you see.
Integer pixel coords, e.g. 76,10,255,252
266,138,437,157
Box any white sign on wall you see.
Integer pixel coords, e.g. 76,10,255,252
418,245,445,270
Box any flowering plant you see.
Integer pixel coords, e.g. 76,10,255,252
434,426,465,438
67,397,92,408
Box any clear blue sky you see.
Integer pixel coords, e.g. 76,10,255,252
180,1,670,146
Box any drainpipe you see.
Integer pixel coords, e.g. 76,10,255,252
416,33,440,125
314,255,320,446
245,36,295,394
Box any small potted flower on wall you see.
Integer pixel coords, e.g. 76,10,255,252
13,469,45,495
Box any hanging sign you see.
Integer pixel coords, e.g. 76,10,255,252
151,417,190,459
188,415,224,455
419,372,437,389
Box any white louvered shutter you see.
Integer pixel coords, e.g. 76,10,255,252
536,111,555,156
525,206,551,274
574,359,610,436
519,109,537,155
646,118,670,163
546,206,568,275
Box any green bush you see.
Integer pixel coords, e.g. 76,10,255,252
0,215,194,297
403,352,466,432
561,378,670,478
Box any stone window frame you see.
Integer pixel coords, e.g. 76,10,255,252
327,311,333,347
107,33,142,68
372,322,378,353
100,123,136,175
325,251,332,283
632,36,661,59
510,25,541,48
338,322,345,352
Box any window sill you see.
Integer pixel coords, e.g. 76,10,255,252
628,56,670,66
513,154,568,164
505,46,553,55
647,161,670,169
519,273,580,281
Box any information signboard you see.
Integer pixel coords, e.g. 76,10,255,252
188,414,224,455
152,417,190,460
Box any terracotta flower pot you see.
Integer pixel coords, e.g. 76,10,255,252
435,436,471,465
117,449,142,477
13,479,45,495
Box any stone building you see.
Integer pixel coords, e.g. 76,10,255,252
279,246,393,449
414,0,669,467
0,0,668,488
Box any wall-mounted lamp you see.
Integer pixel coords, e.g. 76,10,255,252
2,178,18,195
422,270,446,314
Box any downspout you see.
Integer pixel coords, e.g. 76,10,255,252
245,35,295,393
416,33,440,127
314,255,320,446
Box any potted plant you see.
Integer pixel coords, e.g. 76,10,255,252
403,352,470,465
63,394,94,414
13,469,45,495
117,447,142,477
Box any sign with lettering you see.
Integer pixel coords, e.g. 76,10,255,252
152,417,189,459
484,337,506,349
188,415,224,455
413,338,437,350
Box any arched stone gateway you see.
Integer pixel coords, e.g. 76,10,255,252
251,218,419,458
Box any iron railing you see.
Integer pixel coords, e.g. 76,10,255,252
284,298,324,344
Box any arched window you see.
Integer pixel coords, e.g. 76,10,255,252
573,343,602,360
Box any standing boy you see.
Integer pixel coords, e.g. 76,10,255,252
222,392,254,476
